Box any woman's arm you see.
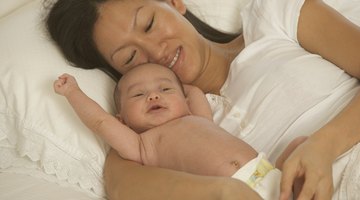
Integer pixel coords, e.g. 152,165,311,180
183,84,213,120
280,92,360,200
104,149,262,200
298,0,360,78
280,1,360,199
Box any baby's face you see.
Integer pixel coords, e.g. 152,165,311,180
118,64,190,133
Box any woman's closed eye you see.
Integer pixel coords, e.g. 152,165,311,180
121,15,154,67
145,15,154,33
125,50,136,65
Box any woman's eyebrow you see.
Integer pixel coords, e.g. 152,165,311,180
110,6,144,62
134,6,144,28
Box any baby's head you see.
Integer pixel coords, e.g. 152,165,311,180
114,63,191,133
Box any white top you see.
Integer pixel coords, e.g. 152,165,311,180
207,0,360,162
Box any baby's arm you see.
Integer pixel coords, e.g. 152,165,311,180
53,73,142,163
183,84,213,121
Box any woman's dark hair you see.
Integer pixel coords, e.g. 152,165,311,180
184,10,239,43
45,0,240,80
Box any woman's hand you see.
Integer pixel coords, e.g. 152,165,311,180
280,87,360,200
104,149,262,200
279,134,336,200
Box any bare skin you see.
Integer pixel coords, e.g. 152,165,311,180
138,115,257,176
48,0,360,199
104,149,262,200
278,1,360,199
53,65,257,177
53,66,262,200
98,0,360,199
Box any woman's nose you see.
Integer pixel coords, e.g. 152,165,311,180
147,92,160,101
140,39,167,63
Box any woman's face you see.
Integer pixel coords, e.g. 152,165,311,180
93,0,209,84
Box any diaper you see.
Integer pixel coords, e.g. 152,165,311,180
232,152,281,200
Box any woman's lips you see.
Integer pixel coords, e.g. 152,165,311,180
168,47,182,69
170,46,185,77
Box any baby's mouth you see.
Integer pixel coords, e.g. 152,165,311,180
147,104,166,113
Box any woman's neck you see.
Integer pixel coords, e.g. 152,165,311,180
193,35,244,95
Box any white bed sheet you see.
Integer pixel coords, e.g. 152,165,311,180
0,172,103,200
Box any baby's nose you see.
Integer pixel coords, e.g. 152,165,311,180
147,93,160,101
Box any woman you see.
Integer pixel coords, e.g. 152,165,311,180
45,0,360,199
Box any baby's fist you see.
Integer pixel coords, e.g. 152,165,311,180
53,73,79,96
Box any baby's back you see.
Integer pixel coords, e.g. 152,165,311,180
139,115,258,177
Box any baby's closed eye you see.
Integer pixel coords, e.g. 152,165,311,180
162,87,172,92
132,93,144,97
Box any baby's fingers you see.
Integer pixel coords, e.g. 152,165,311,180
53,80,62,88
53,77,69,95
58,73,71,79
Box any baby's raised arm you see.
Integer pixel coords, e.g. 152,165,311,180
183,84,213,121
54,73,142,163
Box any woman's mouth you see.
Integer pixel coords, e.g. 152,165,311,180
168,47,181,69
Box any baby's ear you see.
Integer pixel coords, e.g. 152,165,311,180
185,97,190,107
115,114,126,124
185,99,193,115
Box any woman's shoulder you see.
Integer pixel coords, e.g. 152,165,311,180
241,0,305,43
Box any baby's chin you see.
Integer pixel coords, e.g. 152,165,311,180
133,111,191,133
135,117,183,133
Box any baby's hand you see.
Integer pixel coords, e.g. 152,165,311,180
53,73,80,96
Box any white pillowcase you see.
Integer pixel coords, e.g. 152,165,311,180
0,0,35,19
0,0,115,197
184,0,251,33
0,0,250,198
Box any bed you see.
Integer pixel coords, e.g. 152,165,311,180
1,0,360,199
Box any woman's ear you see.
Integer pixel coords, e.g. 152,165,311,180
165,0,187,15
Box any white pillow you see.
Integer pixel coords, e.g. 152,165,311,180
184,0,251,33
0,0,115,197
0,0,35,19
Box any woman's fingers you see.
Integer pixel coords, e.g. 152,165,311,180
296,172,319,200
279,159,299,200
280,153,334,200
315,177,333,200
296,174,333,200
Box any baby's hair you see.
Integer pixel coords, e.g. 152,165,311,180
113,65,185,113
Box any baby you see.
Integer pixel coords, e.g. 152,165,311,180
54,63,299,199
